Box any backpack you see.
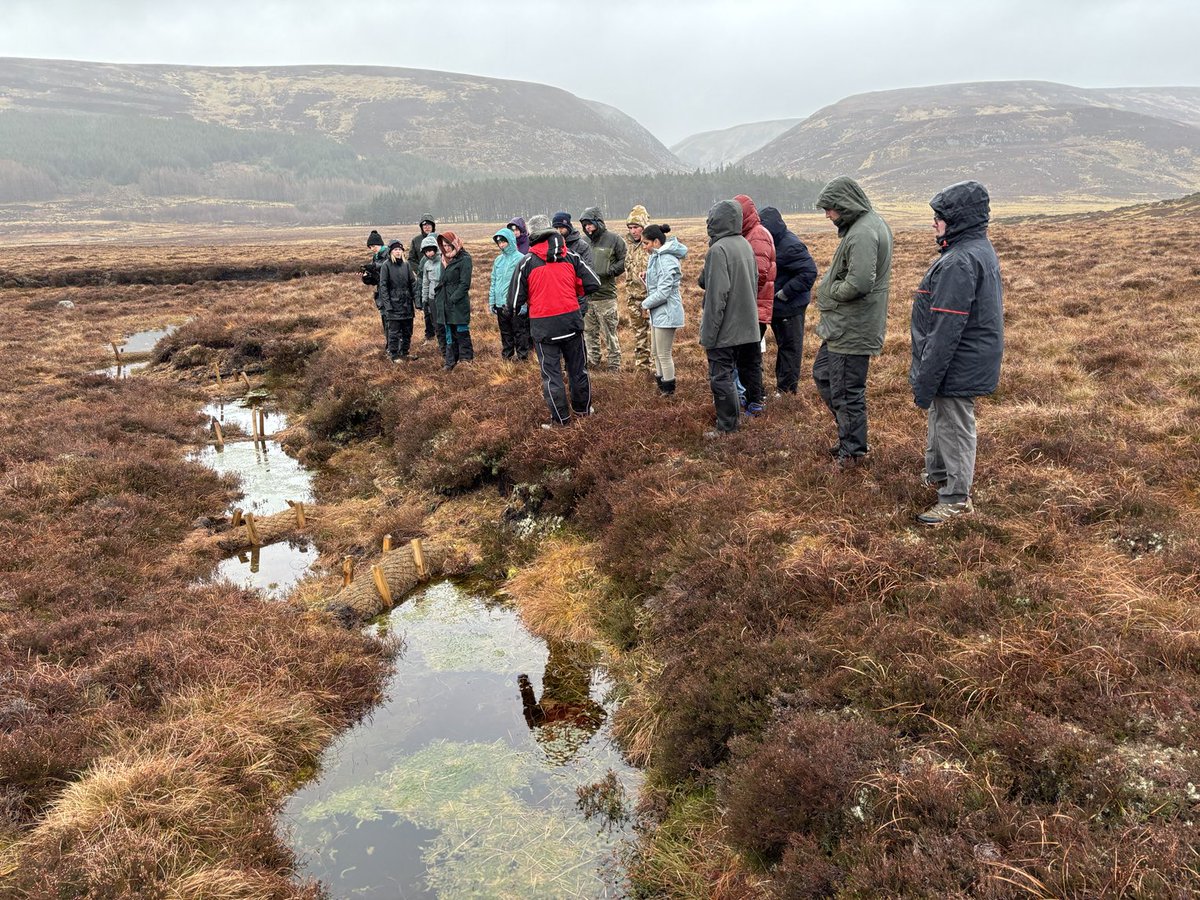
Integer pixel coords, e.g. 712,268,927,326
360,260,380,286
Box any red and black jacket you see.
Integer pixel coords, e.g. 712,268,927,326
510,232,601,343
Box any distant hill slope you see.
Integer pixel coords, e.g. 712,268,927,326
671,119,804,170
0,57,680,225
741,81,1200,202
1001,190,1200,224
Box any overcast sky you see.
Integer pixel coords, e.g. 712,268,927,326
3,0,1198,145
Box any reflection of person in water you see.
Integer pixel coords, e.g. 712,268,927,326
518,640,606,764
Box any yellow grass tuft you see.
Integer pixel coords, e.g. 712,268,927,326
503,538,610,644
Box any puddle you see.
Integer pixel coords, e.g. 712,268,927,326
281,581,640,899
191,399,316,597
189,432,313,518
210,539,321,599
120,325,177,354
97,360,150,379
94,325,178,377
202,400,289,439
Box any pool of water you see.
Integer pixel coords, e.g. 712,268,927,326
281,581,640,899
202,400,288,440
189,438,313,518
120,325,178,354
210,539,321,599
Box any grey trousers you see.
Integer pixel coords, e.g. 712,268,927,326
926,396,977,503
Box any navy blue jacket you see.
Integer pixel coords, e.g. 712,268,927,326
760,206,818,318
909,181,1005,409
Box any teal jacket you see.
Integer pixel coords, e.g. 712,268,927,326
814,177,893,356
488,228,522,311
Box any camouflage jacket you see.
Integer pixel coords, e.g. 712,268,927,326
625,234,648,301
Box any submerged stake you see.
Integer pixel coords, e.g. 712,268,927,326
211,418,224,450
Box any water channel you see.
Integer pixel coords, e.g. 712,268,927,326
108,329,641,897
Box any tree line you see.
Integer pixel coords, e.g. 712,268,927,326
346,167,823,224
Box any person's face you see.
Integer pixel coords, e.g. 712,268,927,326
424,247,437,261
508,224,519,236
442,244,456,258
642,237,661,252
933,215,948,238
496,237,510,251
824,208,840,223
582,222,597,237
628,223,644,242
422,223,434,234
555,225,569,237
390,247,403,261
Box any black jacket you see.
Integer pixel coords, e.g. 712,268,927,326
910,181,1004,408
378,257,417,320
760,206,818,318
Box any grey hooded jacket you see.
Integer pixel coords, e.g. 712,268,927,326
910,180,1004,408
419,233,442,311
814,176,893,356
698,200,760,349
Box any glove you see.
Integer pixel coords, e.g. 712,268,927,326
775,290,785,301
518,304,528,317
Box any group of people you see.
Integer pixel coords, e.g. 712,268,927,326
364,175,1004,525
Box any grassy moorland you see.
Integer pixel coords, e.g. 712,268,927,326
2,197,1200,898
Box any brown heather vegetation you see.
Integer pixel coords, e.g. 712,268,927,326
3,200,1200,898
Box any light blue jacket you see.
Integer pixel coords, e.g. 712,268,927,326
641,236,688,328
488,227,522,311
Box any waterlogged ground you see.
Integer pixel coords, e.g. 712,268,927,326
282,581,640,899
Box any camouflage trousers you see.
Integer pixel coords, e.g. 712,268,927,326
584,298,621,371
624,293,652,371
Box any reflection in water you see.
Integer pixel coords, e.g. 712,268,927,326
189,438,313,518
519,641,607,766
211,540,320,600
281,582,639,899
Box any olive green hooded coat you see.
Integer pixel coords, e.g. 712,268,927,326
814,177,893,356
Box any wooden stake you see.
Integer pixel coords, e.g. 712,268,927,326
371,564,393,606
211,418,224,450
294,502,306,528
231,508,243,528
248,546,260,574
257,407,268,441
245,512,260,546
382,534,393,553
240,371,252,391
411,538,427,579
342,556,354,587
110,341,123,364
249,406,261,443
213,361,223,386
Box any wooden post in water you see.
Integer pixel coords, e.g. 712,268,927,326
411,538,427,580
211,418,224,450
245,512,260,547
342,556,354,587
240,371,252,391
382,534,393,553
371,564,393,606
213,362,223,386
295,502,306,528
257,407,268,441
110,342,123,365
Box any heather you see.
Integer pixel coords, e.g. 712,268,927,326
4,203,1200,897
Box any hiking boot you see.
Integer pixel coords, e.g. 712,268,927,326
659,379,676,396
831,454,868,473
917,499,974,525
745,401,765,418
920,471,947,490
703,428,733,440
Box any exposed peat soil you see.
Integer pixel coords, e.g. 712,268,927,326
3,206,1200,898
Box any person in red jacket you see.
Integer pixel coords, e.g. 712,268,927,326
733,194,776,413
510,214,602,427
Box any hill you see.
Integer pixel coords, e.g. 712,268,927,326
0,57,680,225
671,119,804,170
1002,190,1200,225
741,80,1200,202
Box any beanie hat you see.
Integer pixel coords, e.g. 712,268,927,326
387,240,404,252
552,211,572,229
626,205,649,228
527,214,552,238
367,229,384,247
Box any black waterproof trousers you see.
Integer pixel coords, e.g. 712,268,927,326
535,333,591,425
770,307,806,394
813,342,871,458
708,342,764,432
